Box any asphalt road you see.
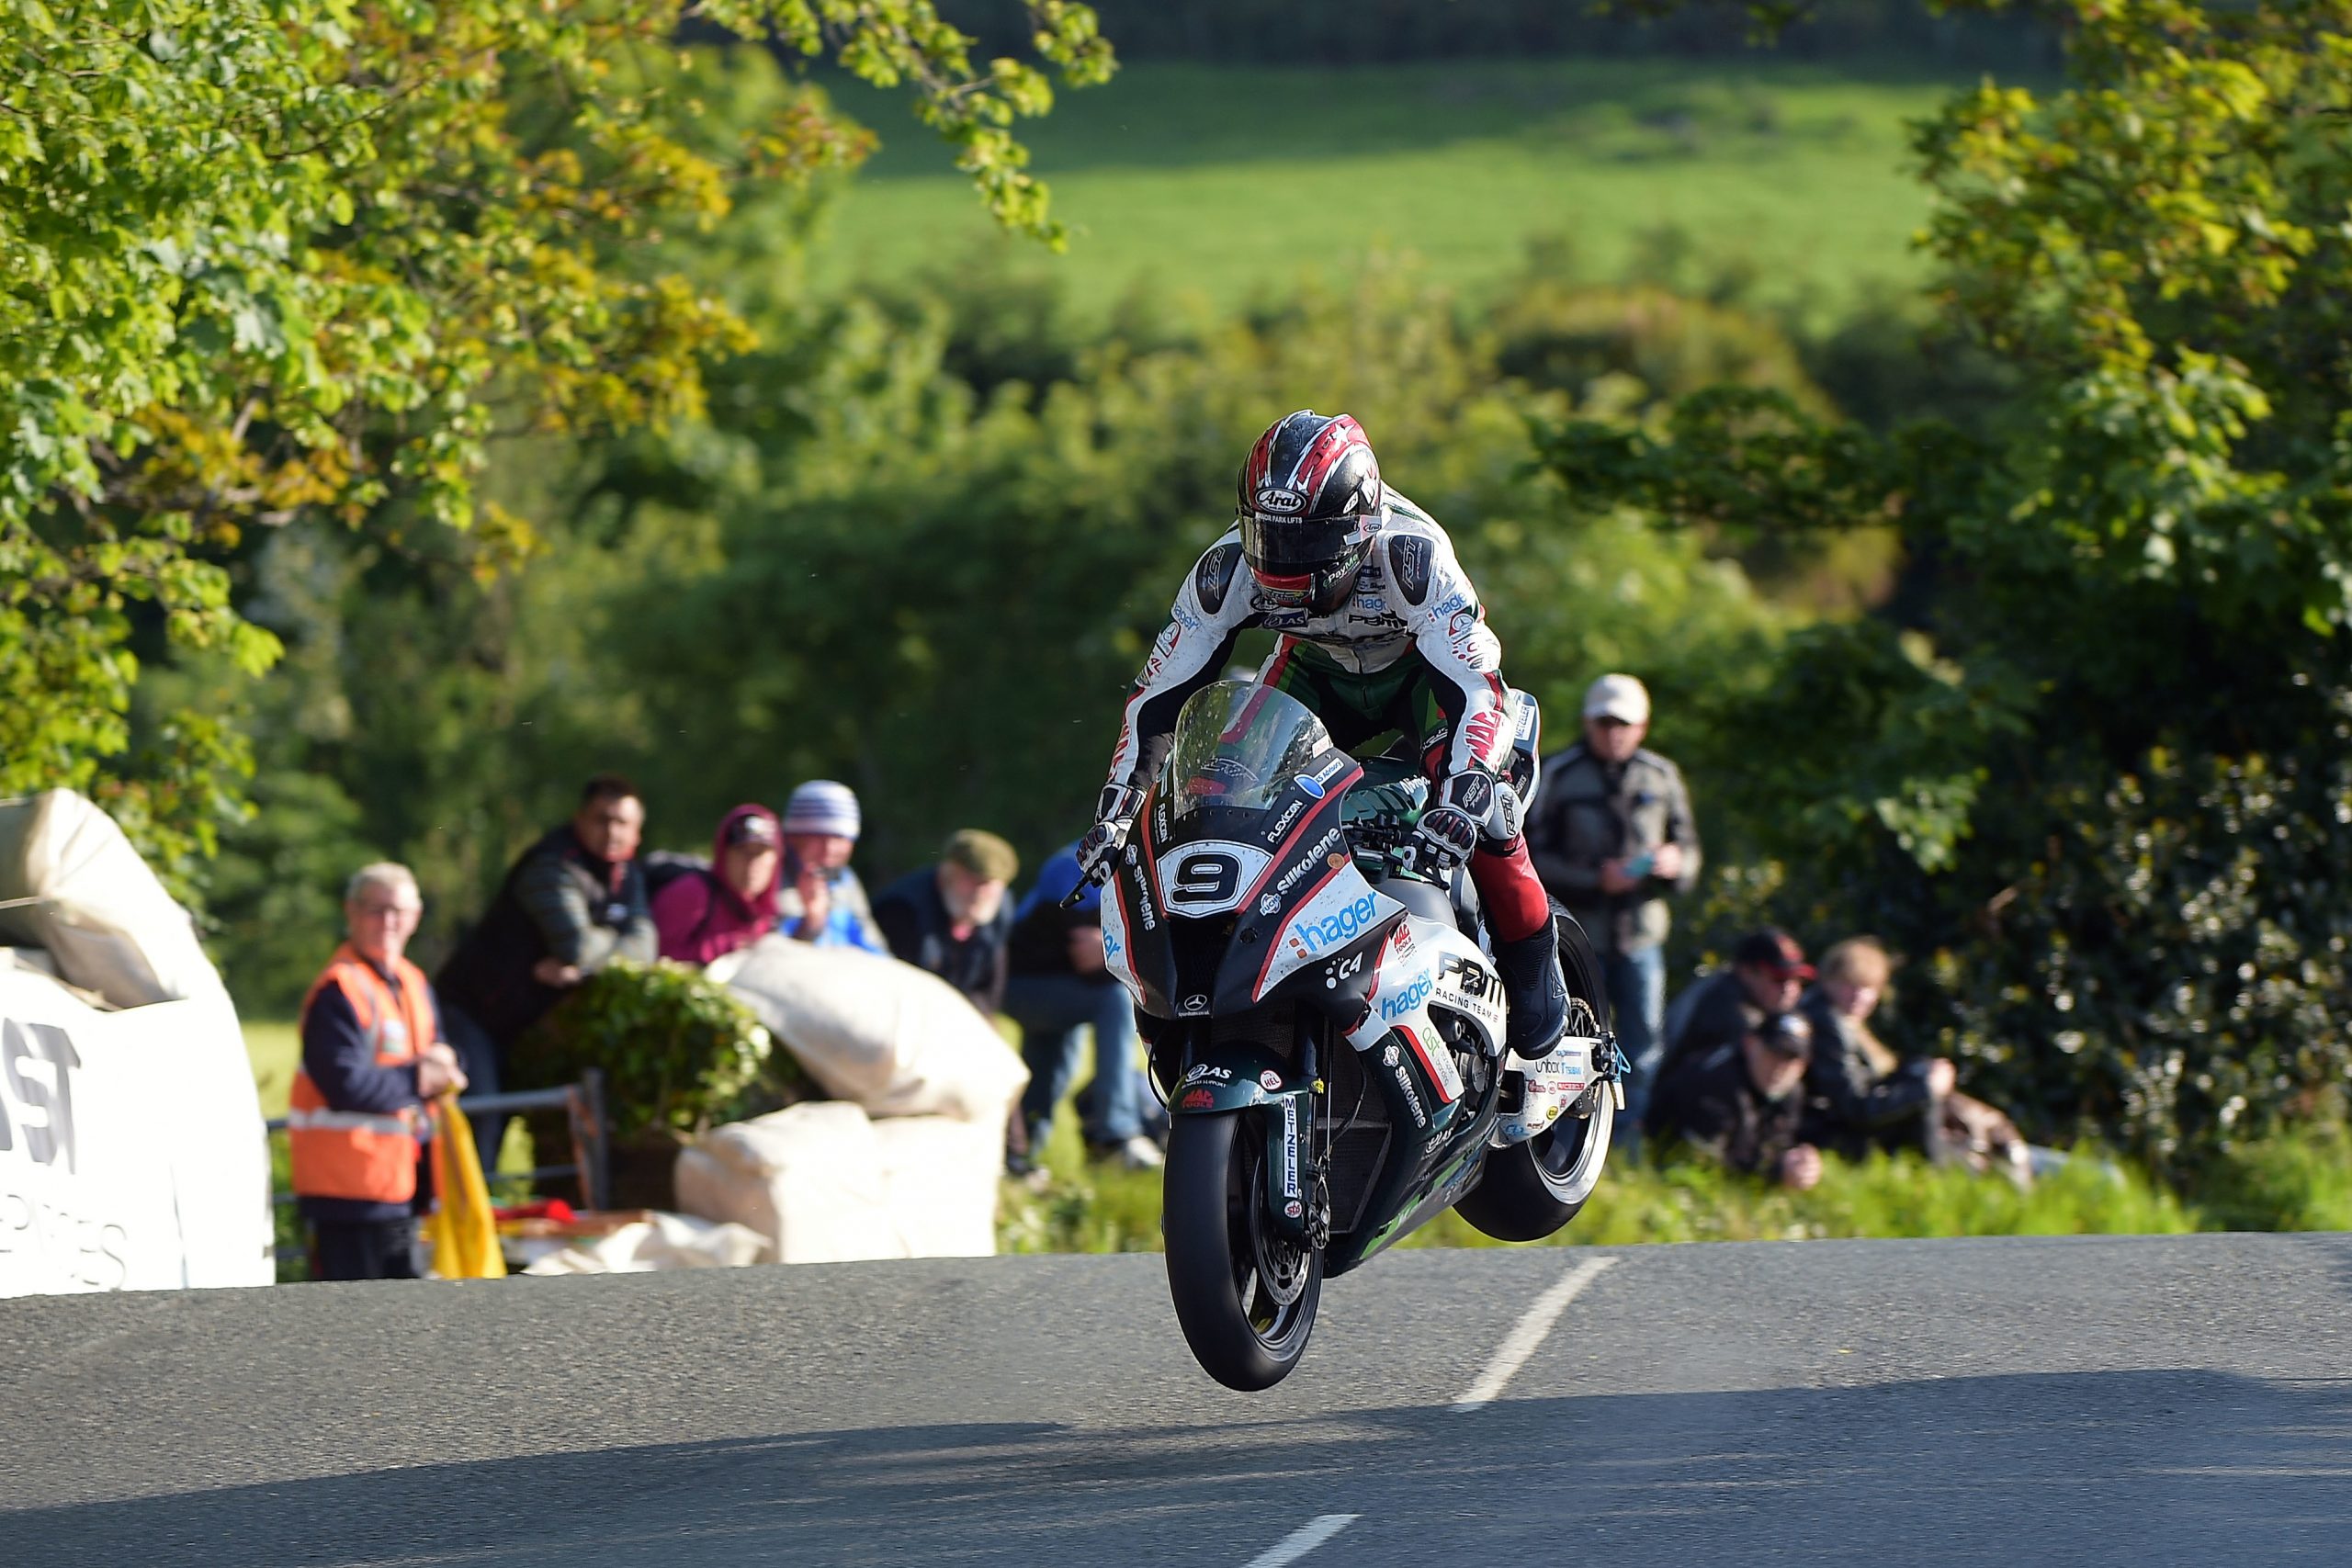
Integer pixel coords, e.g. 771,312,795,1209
6,1234,2352,1565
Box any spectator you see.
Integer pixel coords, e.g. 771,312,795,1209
435,774,655,1171
1003,841,1161,1173
1662,928,1813,1079
1525,672,1701,1145
653,805,785,966
1645,1010,1823,1190
773,780,884,952
291,863,468,1280
874,829,1020,1016
1802,937,2032,1185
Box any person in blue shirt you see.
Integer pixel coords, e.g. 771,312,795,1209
1002,842,1162,1173
772,780,885,953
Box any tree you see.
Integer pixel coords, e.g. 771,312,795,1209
1540,0,2352,1159
0,0,1111,873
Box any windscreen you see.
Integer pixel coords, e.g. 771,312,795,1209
1165,680,1334,819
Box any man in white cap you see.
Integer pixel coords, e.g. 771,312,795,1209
1524,672,1702,1147
774,780,884,952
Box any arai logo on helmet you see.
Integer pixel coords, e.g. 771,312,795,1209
1254,487,1306,515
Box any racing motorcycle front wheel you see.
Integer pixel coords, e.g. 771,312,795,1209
1163,1109,1322,1391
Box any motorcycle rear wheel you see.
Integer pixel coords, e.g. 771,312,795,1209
1163,1110,1322,1391
1454,996,1615,1243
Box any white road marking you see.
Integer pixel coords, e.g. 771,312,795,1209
1242,1513,1359,1567
1453,1254,1617,1412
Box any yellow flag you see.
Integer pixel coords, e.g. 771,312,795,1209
424,1095,508,1280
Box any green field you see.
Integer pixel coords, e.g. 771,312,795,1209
814,60,1979,321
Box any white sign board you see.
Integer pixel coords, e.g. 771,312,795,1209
1,970,272,1295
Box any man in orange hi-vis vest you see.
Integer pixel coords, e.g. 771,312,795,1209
292,863,468,1280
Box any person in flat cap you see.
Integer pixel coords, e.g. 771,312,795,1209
873,829,1022,1017
774,780,883,952
1524,672,1702,1147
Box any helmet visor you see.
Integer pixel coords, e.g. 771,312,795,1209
1239,511,1372,576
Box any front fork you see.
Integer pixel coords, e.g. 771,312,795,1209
1164,1011,1333,1250
1262,1008,1330,1248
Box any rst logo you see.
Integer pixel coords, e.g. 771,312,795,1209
1,1019,82,1172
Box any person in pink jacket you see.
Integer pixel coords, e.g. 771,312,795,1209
651,805,784,965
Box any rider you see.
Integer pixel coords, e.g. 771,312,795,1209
1076,410,1570,1061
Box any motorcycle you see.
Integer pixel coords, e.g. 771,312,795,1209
1095,678,1623,1390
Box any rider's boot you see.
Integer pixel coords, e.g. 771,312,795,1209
1465,837,1569,1060
1493,913,1569,1061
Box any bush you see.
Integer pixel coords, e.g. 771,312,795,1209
513,960,800,1144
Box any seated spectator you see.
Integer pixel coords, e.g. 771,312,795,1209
1645,1010,1823,1190
1661,927,1812,1078
1003,841,1161,1173
653,805,784,966
435,773,655,1172
1802,937,2032,1185
773,780,884,952
293,863,468,1280
874,829,1019,1016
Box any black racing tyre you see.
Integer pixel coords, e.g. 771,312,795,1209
1453,1012,1614,1241
1162,1110,1322,1391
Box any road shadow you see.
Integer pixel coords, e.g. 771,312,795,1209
9,1369,2352,1565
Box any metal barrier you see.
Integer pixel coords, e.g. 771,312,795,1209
265,1070,609,1212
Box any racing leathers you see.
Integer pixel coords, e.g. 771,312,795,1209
1090,491,1569,1060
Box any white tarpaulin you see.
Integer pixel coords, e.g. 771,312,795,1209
0,968,271,1293
0,789,227,1010
673,1102,1001,1264
709,935,1028,1124
0,792,271,1296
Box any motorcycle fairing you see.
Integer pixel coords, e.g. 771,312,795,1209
1169,1049,1293,1114
1427,940,1505,1058
1102,812,1174,1017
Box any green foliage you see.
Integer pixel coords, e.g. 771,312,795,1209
999,1143,2207,1254
599,254,1797,874
0,1,1110,878
513,959,798,1144
1540,0,2352,1164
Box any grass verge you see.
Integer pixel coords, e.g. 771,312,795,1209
250,1018,2348,1260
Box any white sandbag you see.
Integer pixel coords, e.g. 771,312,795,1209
674,1101,895,1265
674,1102,1000,1264
0,791,226,1010
709,935,1027,1124
520,1211,766,1276
870,1114,1001,1259
1,968,270,1295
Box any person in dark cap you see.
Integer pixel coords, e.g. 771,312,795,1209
873,829,1021,1017
1659,927,1815,1084
1645,1009,1823,1189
